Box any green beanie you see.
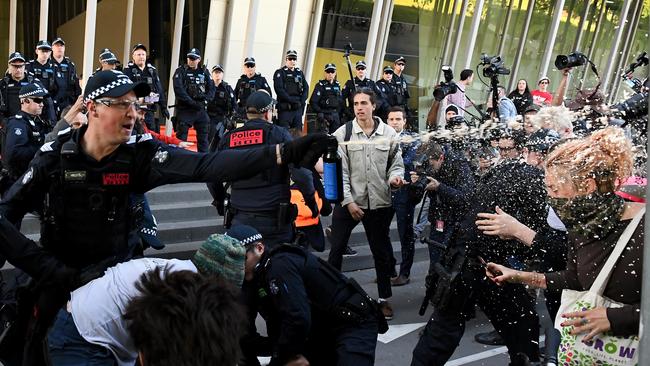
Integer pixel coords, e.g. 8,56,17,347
192,234,246,286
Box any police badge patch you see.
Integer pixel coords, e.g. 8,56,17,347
153,149,169,163
14,128,22,136
22,167,33,184
269,279,280,295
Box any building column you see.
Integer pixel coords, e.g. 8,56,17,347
609,0,642,102
449,0,469,71
539,0,565,78
601,0,631,92
463,0,485,69
364,0,385,74
304,0,325,84
39,0,49,41
244,0,261,57
204,0,230,69
9,0,17,52
282,0,299,64
508,0,535,91
572,0,592,51
82,0,98,83
497,0,515,57
580,0,606,87
437,0,458,82
166,0,186,134
371,0,395,80
122,0,134,66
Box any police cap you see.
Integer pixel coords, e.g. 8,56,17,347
36,40,52,51
383,66,394,74
524,104,540,114
394,56,406,64
526,128,560,153
355,60,367,70
99,49,118,64
246,90,276,114
8,52,26,64
19,82,48,99
244,57,256,66
226,224,263,248
187,48,201,59
84,70,151,102
132,43,147,53
212,64,224,73
324,63,336,72
286,50,298,59
52,37,65,46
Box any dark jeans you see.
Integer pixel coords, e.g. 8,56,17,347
327,205,394,299
411,266,540,365
232,212,294,248
391,189,416,278
48,309,117,366
304,317,378,366
176,109,210,152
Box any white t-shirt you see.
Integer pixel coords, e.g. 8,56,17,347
70,258,197,366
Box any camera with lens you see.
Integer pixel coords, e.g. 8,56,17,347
433,65,459,101
554,51,588,70
409,154,431,194
480,54,510,78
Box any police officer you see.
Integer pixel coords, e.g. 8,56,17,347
96,49,119,72
172,48,214,152
392,56,410,115
207,64,237,147
309,63,343,133
233,224,385,366
341,60,381,122
124,43,169,133
0,83,52,194
274,50,309,130
218,91,318,247
234,57,272,116
26,41,57,122
375,66,397,121
50,37,82,115
0,52,33,121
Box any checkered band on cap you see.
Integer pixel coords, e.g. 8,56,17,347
239,232,262,246
85,74,133,101
19,86,47,99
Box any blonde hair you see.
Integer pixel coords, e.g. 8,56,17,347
530,106,574,133
544,127,633,193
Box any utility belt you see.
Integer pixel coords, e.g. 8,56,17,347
278,102,301,111
227,202,298,229
331,278,388,333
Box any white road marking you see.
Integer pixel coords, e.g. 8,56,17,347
378,322,427,344
446,335,546,366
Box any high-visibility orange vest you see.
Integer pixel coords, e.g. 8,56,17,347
290,189,323,227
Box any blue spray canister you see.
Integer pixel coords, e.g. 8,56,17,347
323,137,343,203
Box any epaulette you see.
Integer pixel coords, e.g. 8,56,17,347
147,63,156,70
13,114,22,119
40,141,55,152
255,72,262,76
296,67,302,71
127,133,153,144
127,62,135,67
57,127,71,136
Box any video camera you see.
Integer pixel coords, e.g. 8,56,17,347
433,65,458,102
554,52,588,70
480,54,510,78
622,51,649,93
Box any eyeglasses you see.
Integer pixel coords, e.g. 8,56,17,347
95,99,140,110
325,70,336,74
356,67,366,71
540,81,549,85
396,63,405,66
287,58,297,61
245,64,255,68
29,98,44,104
9,64,25,69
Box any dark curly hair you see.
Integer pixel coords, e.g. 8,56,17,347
124,268,247,366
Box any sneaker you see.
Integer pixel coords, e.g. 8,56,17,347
391,275,410,286
343,246,357,257
474,329,506,346
378,301,394,321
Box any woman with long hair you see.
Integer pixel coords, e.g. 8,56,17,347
508,79,533,115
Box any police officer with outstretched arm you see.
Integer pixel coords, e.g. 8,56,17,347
124,43,169,133
0,83,52,195
309,63,343,133
50,37,82,115
234,57,272,116
274,50,309,130
172,48,214,152
0,70,330,365
232,225,386,366
218,91,318,247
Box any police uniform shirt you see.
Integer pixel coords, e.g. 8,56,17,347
392,73,410,105
273,67,309,106
0,125,278,269
217,119,314,212
376,79,397,107
207,81,237,118
234,74,272,108
3,111,50,177
124,62,166,109
52,57,81,108
27,59,57,96
309,80,342,114
342,77,379,110
172,65,214,111
0,73,34,118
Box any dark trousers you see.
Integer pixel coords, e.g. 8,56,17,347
327,205,394,299
304,318,378,366
232,212,294,248
176,109,210,152
143,110,159,133
323,112,342,134
278,109,303,131
390,189,416,278
208,115,226,148
411,266,540,365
